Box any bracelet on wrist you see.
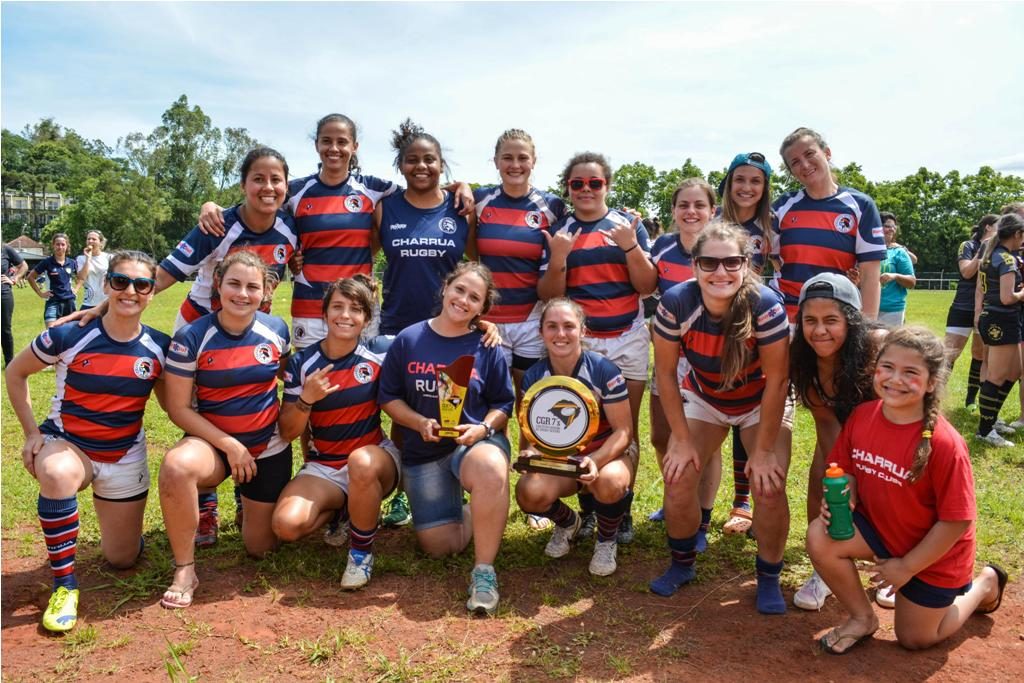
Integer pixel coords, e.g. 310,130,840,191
296,397,313,413
623,243,639,253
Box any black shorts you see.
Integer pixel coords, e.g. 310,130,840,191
853,510,971,608
214,446,293,503
944,306,974,331
978,310,1021,346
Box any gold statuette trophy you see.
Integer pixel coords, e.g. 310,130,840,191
514,376,600,478
435,355,476,438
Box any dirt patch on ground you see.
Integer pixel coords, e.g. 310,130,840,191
3,528,1022,682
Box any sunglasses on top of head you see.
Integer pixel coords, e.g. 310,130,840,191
695,256,747,272
107,272,156,295
568,177,607,191
747,152,766,163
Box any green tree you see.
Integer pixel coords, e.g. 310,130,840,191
608,162,657,216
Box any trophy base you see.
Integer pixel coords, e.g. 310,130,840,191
513,454,586,479
437,427,461,438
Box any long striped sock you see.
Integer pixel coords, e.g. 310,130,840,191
731,427,751,510
650,534,697,596
965,359,983,405
594,492,630,542
198,491,218,518
38,495,79,591
542,500,578,529
979,380,1010,434
349,522,378,553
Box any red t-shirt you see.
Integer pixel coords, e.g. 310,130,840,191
830,400,976,588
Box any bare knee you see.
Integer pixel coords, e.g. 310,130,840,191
896,629,937,651
515,478,554,513
159,450,200,488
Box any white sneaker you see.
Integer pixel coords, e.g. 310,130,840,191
544,514,582,559
323,520,350,547
977,430,1014,448
1007,420,1024,431
340,550,373,590
875,584,896,608
993,420,1016,436
793,571,832,610
589,539,618,576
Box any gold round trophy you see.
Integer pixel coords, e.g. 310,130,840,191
514,376,600,478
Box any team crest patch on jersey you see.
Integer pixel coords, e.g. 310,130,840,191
833,215,854,234
751,236,763,253
273,244,288,264
344,195,364,213
607,374,626,392
525,211,542,228
353,362,375,384
176,240,194,257
283,370,293,383
133,357,154,379
757,303,784,325
439,217,457,234
39,330,54,348
170,341,189,356
294,323,306,339
254,343,275,364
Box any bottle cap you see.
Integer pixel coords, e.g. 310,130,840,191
825,463,845,478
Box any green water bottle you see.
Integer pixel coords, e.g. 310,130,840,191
824,463,855,541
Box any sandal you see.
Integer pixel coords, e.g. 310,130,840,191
722,507,753,535
819,625,877,655
976,563,1008,615
160,562,199,609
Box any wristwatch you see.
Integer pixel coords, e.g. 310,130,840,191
482,422,495,440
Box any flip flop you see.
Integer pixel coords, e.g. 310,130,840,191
160,576,200,609
976,563,1008,615
723,507,753,535
819,626,876,655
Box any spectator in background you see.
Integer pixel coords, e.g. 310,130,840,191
878,212,917,326
2,242,29,366
28,233,78,328
76,230,111,310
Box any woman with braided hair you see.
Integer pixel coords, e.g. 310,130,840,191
807,326,1006,654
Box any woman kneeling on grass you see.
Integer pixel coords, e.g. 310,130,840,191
379,262,515,616
808,327,1007,654
515,298,634,576
273,275,400,590
6,251,170,632
649,222,793,614
158,251,291,609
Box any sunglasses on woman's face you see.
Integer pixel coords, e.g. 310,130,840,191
107,272,156,295
695,256,747,272
568,177,607,191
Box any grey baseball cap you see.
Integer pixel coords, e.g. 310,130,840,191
798,273,861,310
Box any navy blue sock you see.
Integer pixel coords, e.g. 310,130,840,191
578,491,596,516
594,491,631,542
755,556,786,615
650,534,697,597
696,507,712,553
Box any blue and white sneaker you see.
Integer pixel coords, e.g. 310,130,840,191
466,564,499,615
340,550,373,590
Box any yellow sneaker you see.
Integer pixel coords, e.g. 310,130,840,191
42,586,79,632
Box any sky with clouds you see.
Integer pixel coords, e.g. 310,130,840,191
3,1,1022,190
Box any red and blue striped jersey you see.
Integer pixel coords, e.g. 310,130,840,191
540,209,652,336
160,205,297,330
520,350,627,456
287,172,398,319
282,337,392,468
650,233,694,296
165,312,290,457
32,319,170,464
770,187,884,319
475,186,567,323
654,281,788,415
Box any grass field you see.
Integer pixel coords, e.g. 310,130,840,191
1,283,1022,679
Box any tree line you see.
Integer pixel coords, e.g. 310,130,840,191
3,95,1022,272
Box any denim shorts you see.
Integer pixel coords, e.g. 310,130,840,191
43,297,76,323
403,433,510,530
853,510,971,608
